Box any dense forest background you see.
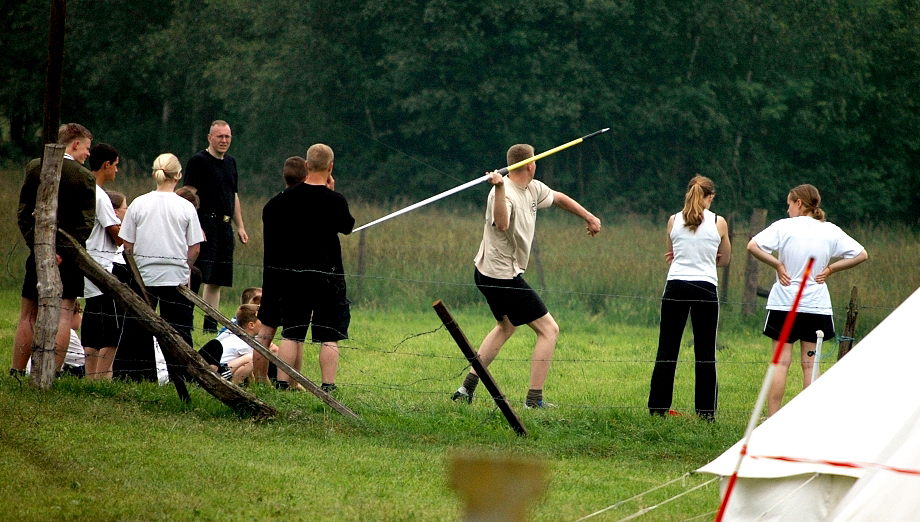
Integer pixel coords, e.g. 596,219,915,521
1,0,918,225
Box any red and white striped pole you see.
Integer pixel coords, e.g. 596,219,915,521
715,257,816,522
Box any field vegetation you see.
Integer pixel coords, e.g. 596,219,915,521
1,171,917,520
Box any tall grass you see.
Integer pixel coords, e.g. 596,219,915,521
2,169,917,336
1,167,918,519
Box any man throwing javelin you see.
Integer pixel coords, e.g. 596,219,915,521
452,143,602,408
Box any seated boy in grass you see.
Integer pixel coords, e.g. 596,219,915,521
198,304,273,384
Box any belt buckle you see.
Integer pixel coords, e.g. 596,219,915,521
222,215,230,223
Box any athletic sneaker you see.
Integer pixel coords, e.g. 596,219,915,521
321,383,337,393
451,386,473,404
524,399,557,409
217,363,233,381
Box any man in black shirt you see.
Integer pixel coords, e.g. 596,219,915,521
184,120,249,332
257,144,354,392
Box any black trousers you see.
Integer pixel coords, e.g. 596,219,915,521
648,280,719,418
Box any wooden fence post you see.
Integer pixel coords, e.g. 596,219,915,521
433,300,528,436
742,208,768,317
61,231,278,420
29,144,66,389
718,212,736,306
449,453,546,521
837,286,859,360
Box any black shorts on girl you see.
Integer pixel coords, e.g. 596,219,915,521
82,294,123,348
474,268,548,327
763,310,835,343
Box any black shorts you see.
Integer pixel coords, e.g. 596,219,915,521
474,268,548,327
195,214,234,287
82,294,123,348
258,274,349,343
21,252,84,300
763,310,835,343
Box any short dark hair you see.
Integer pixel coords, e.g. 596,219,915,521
240,287,262,305
506,144,534,171
106,190,126,210
235,304,259,326
175,186,200,209
283,156,307,187
88,143,119,171
57,123,92,145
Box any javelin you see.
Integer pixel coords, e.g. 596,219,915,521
352,128,610,233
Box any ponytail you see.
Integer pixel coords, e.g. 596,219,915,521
788,184,826,221
681,175,715,232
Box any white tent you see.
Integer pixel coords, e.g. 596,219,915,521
698,287,920,521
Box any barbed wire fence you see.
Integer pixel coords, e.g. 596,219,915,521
10,244,895,422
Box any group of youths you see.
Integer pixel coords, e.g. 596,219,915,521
11,122,868,419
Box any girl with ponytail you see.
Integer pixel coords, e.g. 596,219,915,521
118,154,204,349
748,184,867,416
649,175,731,421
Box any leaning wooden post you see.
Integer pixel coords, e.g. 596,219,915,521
432,300,528,436
837,286,859,360
178,285,361,421
742,208,767,317
29,143,66,389
61,231,277,420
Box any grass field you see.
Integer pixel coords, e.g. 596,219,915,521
1,170,918,520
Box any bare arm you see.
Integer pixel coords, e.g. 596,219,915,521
747,239,790,286
105,224,123,247
716,216,731,267
815,250,868,284
187,243,200,266
665,215,675,263
488,171,510,232
233,193,248,244
552,191,601,236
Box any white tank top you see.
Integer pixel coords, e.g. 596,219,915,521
667,209,720,285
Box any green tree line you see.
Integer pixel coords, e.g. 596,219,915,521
2,0,918,225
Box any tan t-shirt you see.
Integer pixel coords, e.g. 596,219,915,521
473,177,554,279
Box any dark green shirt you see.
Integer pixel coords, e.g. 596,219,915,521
17,157,96,249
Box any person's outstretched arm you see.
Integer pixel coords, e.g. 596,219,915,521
552,191,601,236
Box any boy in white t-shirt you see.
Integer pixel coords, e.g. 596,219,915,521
82,144,123,380
748,184,868,416
198,304,266,384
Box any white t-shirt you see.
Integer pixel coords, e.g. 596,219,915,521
215,329,253,364
474,177,554,279
84,185,122,298
667,209,721,286
119,191,204,286
66,329,85,367
751,216,864,314
26,329,84,373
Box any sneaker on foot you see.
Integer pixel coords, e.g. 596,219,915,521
451,387,473,404
524,399,557,409
217,363,233,381
321,383,337,393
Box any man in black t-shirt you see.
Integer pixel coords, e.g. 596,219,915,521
184,120,249,332
256,144,354,392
